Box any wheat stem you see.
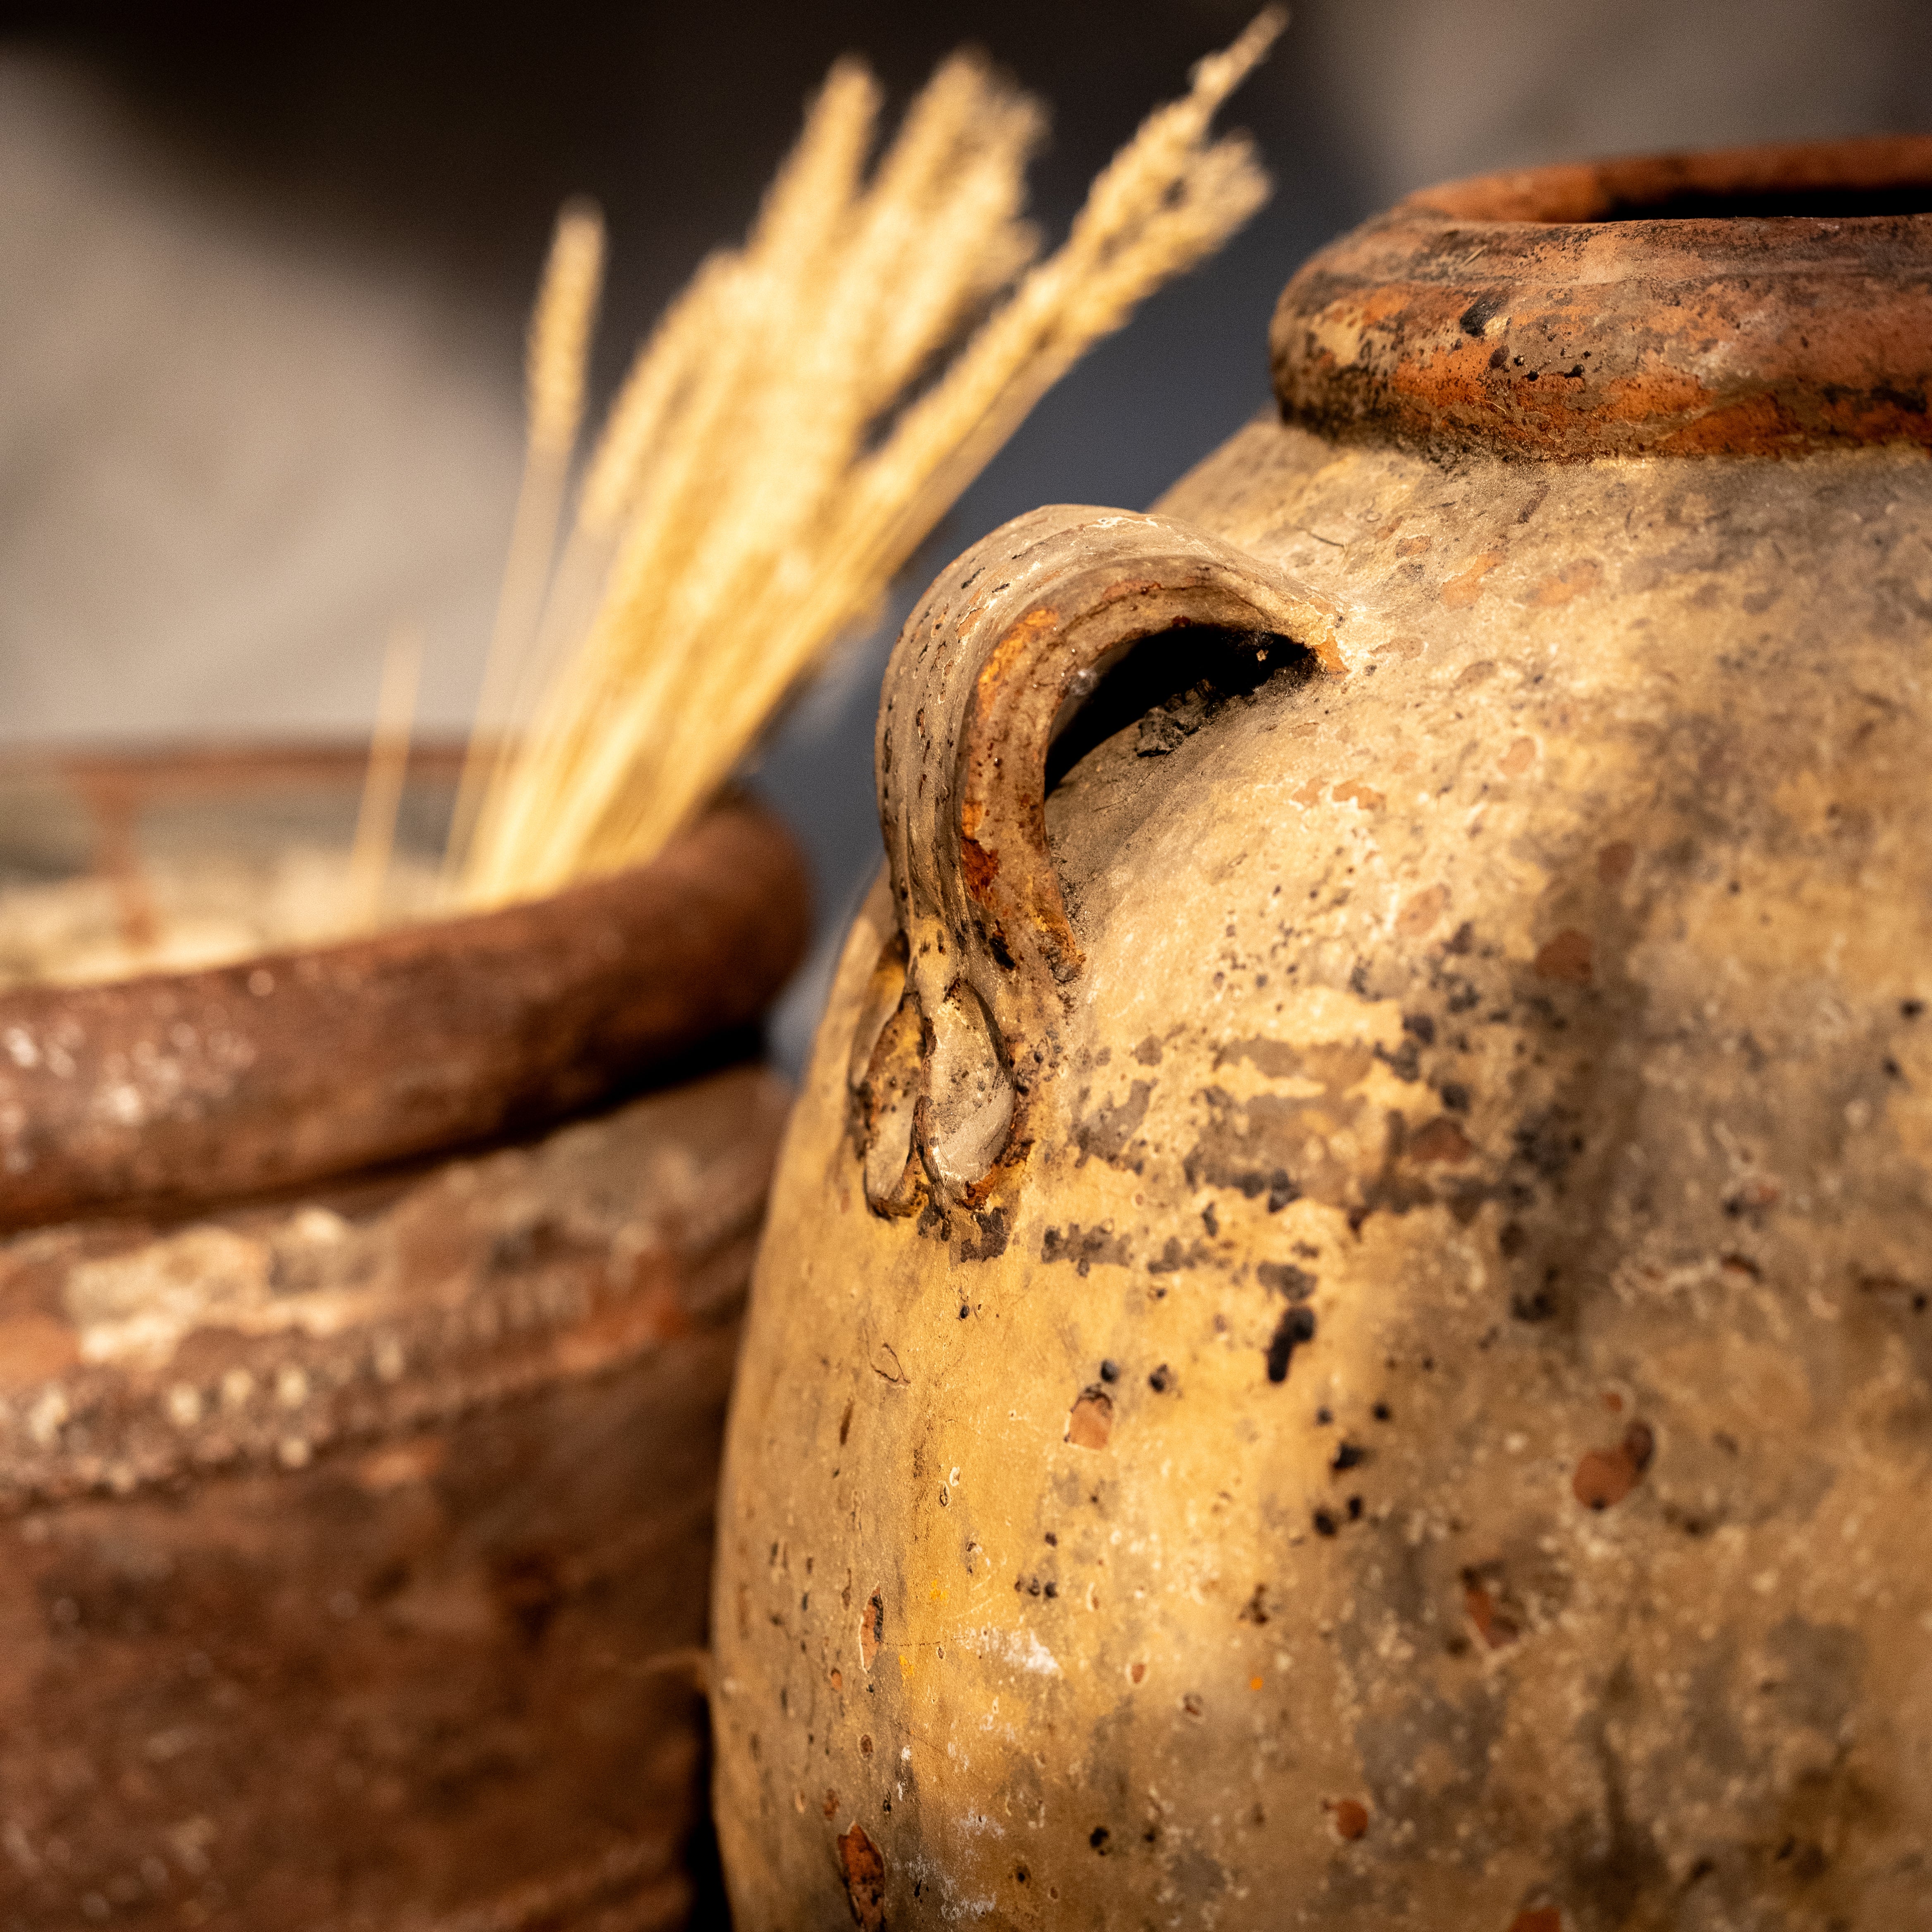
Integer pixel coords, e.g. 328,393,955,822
348,624,423,927
445,200,605,881
457,12,1283,907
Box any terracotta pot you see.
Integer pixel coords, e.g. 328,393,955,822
0,745,808,1931
714,137,1932,1929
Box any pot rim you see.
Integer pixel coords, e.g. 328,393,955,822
0,741,810,1229
1272,134,1932,460
1403,132,1932,226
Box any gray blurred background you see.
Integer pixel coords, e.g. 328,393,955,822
3,0,1930,1067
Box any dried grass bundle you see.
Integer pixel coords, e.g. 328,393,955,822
456,11,1283,907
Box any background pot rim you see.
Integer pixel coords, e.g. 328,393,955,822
1402,131,1932,226
0,739,810,1229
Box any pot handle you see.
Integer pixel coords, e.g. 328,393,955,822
858,505,1341,1213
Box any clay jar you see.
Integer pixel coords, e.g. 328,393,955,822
0,746,807,1932
714,137,1932,1929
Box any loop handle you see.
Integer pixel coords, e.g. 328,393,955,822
856,505,1341,1214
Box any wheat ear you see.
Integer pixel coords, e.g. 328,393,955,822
459,12,1282,904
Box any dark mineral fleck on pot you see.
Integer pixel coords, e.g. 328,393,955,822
1266,1306,1316,1382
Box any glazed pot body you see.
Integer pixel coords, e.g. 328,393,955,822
0,749,808,1930
715,141,1932,1928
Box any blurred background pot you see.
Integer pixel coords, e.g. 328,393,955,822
714,138,1932,1927
0,744,807,1931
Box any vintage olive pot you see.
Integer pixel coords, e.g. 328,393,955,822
0,745,807,1931
714,137,1932,1929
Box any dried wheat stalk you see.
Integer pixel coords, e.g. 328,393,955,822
445,201,605,877
456,11,1282,906
346,623,423,926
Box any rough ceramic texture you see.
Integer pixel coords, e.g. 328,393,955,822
2,1062,789,1932
715,142,1932,1932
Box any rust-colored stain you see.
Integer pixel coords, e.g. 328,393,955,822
823,1788,840,1818
555,1277,691,1374
1067,1389,1115,1450
1293,777,1329,807
958,833,1001,897
1464,1580,1520,1648
1327,1798,1371,1840
1533,929,1593,983
975,607,1064,707
1499,735,1537,776
1440,550,1506,608
1332,779,1386,811
0,1313,79,1386
1507,1911,1563,1932
1524,561,1601,607
356,1437,446,1493
837,1822,887,1932
1408,1117,1473,1164
1597,840,1635,883
1397,884,1449,936
1573,1421,1656,1510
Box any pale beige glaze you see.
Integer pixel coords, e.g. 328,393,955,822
716,407,1932,1930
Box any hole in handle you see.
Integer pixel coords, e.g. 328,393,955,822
1044,622,1323,795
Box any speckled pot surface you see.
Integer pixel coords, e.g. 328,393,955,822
714,139,1932,1929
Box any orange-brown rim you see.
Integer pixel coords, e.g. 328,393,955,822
1271,135,1932,459
0,743,810,1229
